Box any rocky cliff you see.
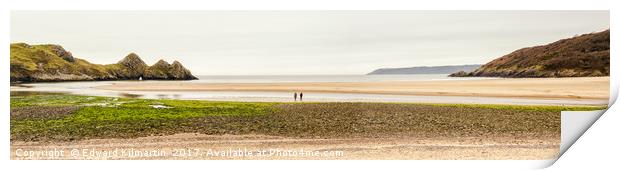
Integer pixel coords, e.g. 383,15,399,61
144,60,173,79
143,60,197,80
450,30,610,78
10,43,198,83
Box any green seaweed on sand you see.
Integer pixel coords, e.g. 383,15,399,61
10,94,606,141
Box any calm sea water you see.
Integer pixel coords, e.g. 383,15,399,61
193,74,496,83
9,74,606,105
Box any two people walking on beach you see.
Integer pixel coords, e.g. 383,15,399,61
294,92,304,101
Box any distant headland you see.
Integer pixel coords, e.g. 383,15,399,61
367,64,482,75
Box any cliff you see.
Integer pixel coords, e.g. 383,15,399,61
10,43,198,83
144,60,198,80
450,30,610,78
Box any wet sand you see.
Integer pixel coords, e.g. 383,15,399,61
96,77,609,100
11,133,558,160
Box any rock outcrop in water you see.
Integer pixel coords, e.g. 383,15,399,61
450,29,610,78
10,43,198,83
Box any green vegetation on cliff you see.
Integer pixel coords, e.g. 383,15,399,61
10,43,198,83
450,30,610,78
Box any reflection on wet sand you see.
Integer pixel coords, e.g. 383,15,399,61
119,93,144,99
10,91,65,96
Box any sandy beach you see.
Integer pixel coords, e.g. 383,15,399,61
96,77,609,100
11,133,558,160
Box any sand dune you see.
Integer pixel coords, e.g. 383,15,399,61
96,77,610,100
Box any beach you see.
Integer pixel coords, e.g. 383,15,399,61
9,10,612,162
9,77,608,160
11,133,558,160
96,77,610,100
12,95,588,160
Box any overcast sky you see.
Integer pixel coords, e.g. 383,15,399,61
11,11,609,75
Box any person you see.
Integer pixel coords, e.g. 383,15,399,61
299,92,303,101
294,92,297,101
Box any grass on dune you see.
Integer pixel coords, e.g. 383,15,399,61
10,94,607,141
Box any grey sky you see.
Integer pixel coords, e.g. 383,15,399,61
11,11,609,75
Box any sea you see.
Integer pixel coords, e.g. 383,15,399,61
192,74,494,83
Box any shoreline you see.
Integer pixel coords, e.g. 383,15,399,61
95,77,610,100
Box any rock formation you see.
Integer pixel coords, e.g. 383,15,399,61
112,53,149,79
10,43,198,83
169,61,198,80
144,60,172,79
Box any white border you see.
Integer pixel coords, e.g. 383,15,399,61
1,0,617,169
551,6,618,170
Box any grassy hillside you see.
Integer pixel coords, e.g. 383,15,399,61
10,43,112,82
451,30,610,78
10,43,197,83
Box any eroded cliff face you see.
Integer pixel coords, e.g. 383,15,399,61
169,61,198,80
113,53,149,79
450,30,610,78
143,60,197,80
144,60,172,79
10,43,198,83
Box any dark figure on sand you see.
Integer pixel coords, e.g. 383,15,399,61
294,92,297,101
300,92,303,101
